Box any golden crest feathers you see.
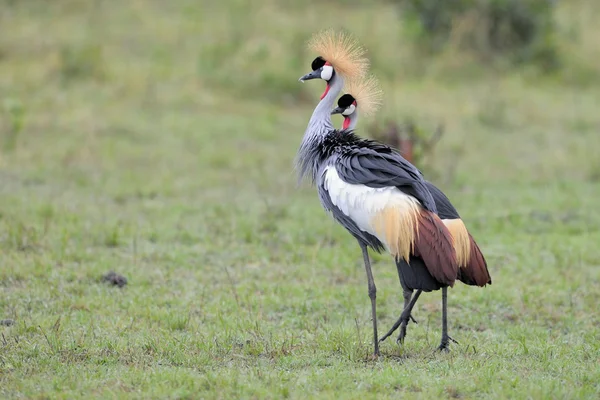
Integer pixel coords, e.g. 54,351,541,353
307,29,370,79
344,74,383,118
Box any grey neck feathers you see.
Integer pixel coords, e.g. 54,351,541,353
296,73,345,183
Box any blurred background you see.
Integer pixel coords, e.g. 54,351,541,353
1,0,600,397
1,0,599,187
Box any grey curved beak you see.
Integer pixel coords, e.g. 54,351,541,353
298,69,321,82
331,106,344,115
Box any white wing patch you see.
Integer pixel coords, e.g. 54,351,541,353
323,166,422,255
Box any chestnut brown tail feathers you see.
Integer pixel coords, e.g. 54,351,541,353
457,233,492,287
412,210,458,287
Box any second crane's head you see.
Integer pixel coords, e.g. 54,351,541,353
331,75,383,130
298,29,370,100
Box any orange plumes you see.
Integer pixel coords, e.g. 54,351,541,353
307,29,370,80
443,218,471,268
344,74,383,118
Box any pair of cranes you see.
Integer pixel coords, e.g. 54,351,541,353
295,29,491,356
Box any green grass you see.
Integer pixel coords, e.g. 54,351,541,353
1,0,600,398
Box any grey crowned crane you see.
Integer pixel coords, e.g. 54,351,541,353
297,30,458,356
330,76,492,349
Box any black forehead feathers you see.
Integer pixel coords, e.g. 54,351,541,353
311,56,326,71
337,94,356,108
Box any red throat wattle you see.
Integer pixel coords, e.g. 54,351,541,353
320,83,330,100
343,117,350,130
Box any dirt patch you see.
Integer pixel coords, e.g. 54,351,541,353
101,271,128,288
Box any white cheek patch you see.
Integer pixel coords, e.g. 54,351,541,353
342,104,356,116
320,65,333,81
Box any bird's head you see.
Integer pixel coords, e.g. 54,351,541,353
298,56,335,83
298,29,369,99
331,94,357,130
330,75,383,131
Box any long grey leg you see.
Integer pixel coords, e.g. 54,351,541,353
403,289,419,325
398,289,421,343
437,286,457,351
359,243,379,357
394,261,418,326
379,289,421,343
379,288,421,343
403,289,412,311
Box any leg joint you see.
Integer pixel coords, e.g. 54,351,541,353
368,283,376,299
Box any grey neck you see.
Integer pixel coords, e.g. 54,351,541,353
346,109,359,130
296,73,345,182
306,73,344,133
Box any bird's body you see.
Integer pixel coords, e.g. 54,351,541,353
334,87,490,286
312,130,458,285
331,80,491,347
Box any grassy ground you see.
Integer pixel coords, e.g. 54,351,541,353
1,0,600,398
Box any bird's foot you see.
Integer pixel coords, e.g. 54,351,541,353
378,332,391,343
437,335,458,352
396,322,408,344
379,312,416,343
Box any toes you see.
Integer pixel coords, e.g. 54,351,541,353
396,330,407,345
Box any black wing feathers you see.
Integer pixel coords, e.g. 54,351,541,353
396,257,443,292
424,181,460,220
330,131,438,213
